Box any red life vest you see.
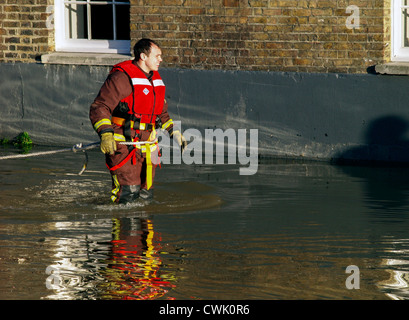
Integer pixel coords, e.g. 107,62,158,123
111,60,166,124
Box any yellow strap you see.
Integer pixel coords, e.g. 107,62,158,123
145,143,153,190
148,127,157,141
139,143,158,152
110,175,121,203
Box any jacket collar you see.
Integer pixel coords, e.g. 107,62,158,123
132,60,154,81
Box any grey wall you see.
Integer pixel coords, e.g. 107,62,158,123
1,62,409,163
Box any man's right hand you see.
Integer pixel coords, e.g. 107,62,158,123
171,130,187,153
100,132,117,155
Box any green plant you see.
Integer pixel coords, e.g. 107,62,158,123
0,138,10,145
13,132,33,153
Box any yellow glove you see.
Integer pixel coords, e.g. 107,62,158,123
100,132,117,155
171,130,187,152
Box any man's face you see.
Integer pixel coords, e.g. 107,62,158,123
142,44,162,72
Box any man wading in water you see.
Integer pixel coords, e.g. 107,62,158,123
90,39,186,204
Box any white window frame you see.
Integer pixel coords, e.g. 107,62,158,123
54,0,130,54
392,0,409,61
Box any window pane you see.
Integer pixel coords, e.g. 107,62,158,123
116,4,130,40
65,3,88,39
63,0,130,42
91,5,113,40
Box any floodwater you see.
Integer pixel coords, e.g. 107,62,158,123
1,146,409,300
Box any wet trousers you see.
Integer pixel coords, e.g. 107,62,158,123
106,143,157,203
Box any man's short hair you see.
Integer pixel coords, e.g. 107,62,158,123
133,38,160,60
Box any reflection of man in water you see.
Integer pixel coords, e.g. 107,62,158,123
98,217,176,300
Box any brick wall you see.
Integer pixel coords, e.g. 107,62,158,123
383,0,391,63
0,0,390,74
0,0,54,63
131,0,389,73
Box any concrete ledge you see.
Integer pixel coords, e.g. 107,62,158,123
375,62,409,75
41,52,131,66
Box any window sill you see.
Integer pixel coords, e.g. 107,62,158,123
375,62,409,75
40,52,132,66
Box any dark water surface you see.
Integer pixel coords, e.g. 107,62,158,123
1,147,409,300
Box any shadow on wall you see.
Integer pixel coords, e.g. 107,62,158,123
334,115,409,218
334,115,409,166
